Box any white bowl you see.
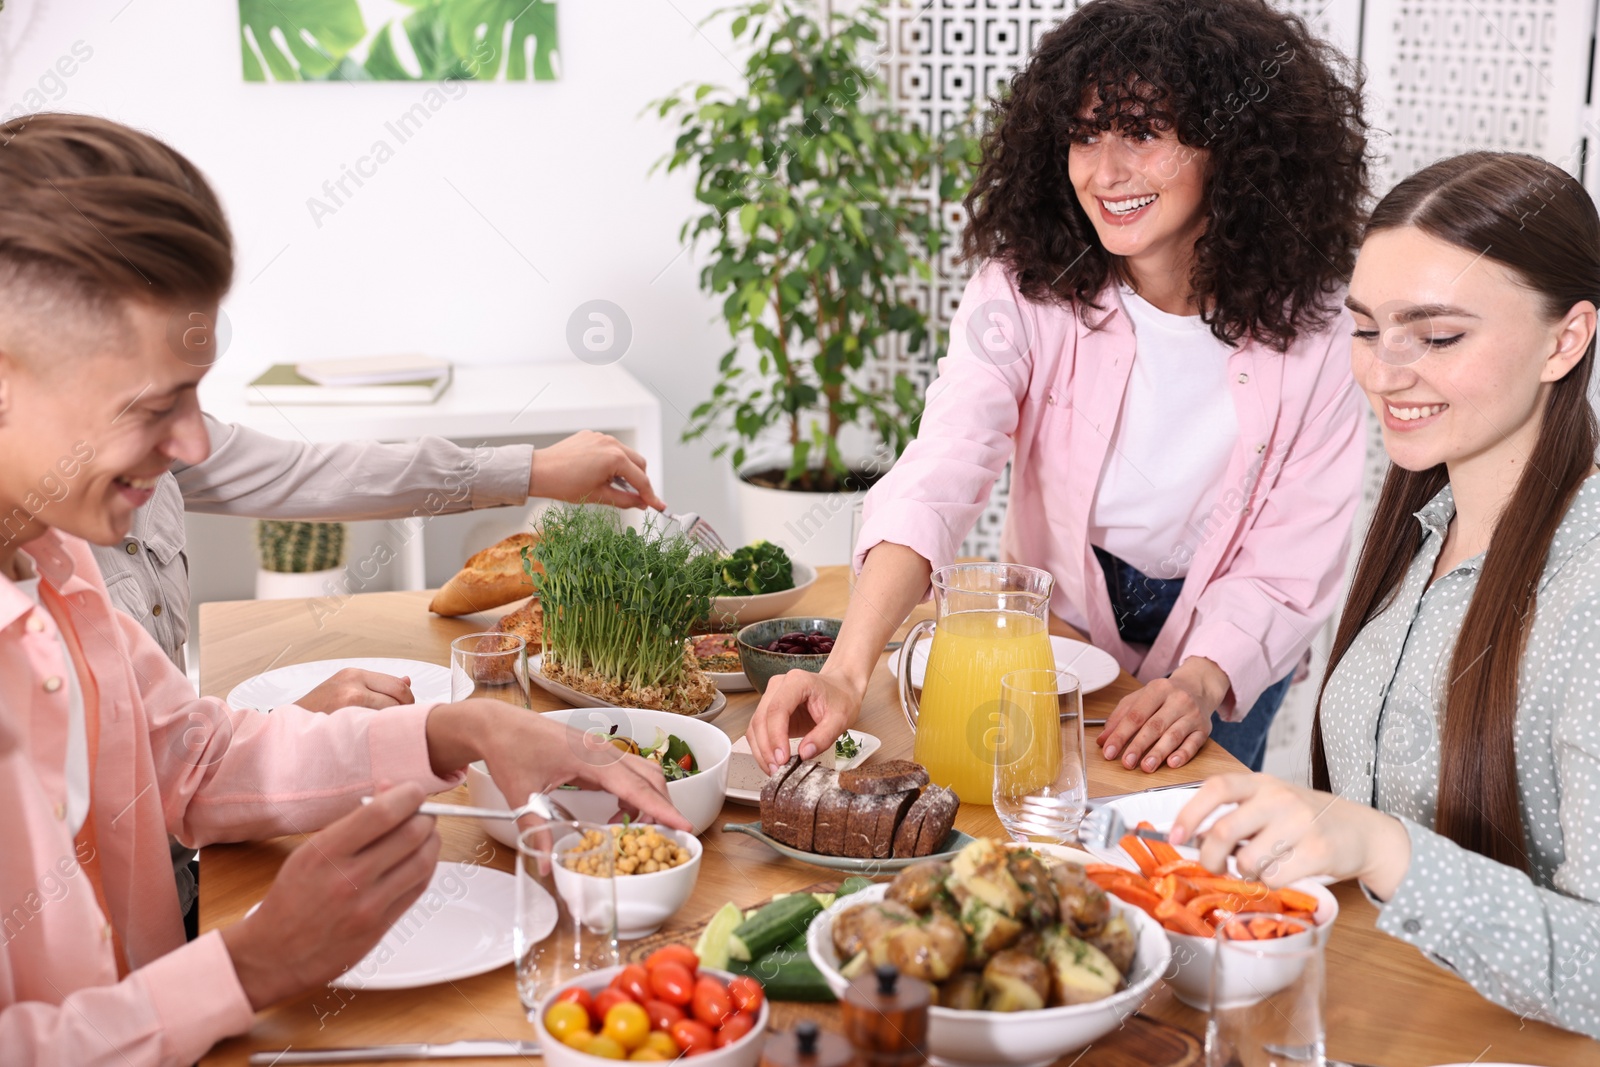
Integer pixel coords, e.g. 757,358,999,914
806,883,1171,1067
708,560,818,627
533,964,769,1067
552,827,703,939
466,707,732,843
1161,880,1339,1010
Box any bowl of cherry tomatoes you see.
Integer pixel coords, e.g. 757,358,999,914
535,945,769,1064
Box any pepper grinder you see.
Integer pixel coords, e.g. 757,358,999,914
760,1019,856,1067
841,964,931,1067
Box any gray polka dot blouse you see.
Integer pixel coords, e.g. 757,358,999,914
1322,478,1600,1038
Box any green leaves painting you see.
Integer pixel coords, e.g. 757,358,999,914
238,0,559,82
655,0,979,492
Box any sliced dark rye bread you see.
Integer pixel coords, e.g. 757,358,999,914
764,761,819,846
838,759,930,796
812,780,855,857
913,785,961,857
786,765,838,853
759,755,803,811
891,797,928,859
868,789,919,860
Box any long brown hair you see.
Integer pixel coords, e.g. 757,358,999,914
1311,152,1600,871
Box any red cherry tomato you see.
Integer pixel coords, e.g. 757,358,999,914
650,961,695,1006
715,1010,756,1048
726,975,765,1014
642,997,687,1032
613,963,652,1005
645,945,700,975
592,988,634,1023
669,1018,716,1056
691,974,734,1029
555,986,597,1026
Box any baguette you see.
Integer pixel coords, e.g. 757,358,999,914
428,532,541,616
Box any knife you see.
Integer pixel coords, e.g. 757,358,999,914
247,1041,541,1064
1086,779,1202,809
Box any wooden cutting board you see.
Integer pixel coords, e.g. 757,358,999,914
622,882,1203,1067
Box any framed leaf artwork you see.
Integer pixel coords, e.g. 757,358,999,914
238,0,559,82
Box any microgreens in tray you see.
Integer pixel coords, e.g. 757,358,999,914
524,505,721,714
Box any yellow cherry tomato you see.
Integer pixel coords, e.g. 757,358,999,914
584,1035,627,1060
642,1031,679,1058
560,1028,596,1051
544,1001,592,1043
628,1051,669,1062
602,1001,651,1052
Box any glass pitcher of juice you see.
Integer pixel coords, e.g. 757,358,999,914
895,563,1056,804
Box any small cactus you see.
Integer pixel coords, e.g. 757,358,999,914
255,520,346,573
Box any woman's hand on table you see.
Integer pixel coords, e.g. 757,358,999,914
294,667,414,712
746,668,862,776
426,700,691,832
220,782,440,1009
1169,772,1413,898
1097,656,1228,772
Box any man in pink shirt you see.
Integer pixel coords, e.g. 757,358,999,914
0,113,690,1066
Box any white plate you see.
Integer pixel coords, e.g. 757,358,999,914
227,657,451,712
887,634,1121,696
724,730,881,805
709,670,754,692
248,862,518,991
528,653,726,722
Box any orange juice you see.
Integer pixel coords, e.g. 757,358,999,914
911,609,1055,803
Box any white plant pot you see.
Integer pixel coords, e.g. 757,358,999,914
734,471,866,568
254,567,344,600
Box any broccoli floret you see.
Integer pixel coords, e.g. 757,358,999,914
716,542,795,595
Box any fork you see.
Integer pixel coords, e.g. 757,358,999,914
1078,804,1178,851
360,791,577,823
609,476,729,554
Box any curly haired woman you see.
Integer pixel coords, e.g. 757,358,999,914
748,0,1371,778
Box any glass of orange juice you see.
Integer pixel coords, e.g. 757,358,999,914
992,669,1087,842
898,563,1056,803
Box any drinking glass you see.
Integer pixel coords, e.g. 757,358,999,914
992,668,1087,842
514,823,619,1020
1206,914,1325,1067
450,632,530,707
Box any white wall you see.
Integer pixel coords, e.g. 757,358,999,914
0,0,744,556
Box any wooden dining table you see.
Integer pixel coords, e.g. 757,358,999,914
197,567,1598,1066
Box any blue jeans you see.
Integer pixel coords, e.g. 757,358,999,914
1093,547,1290,772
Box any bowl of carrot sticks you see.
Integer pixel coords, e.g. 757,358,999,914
1084,822,1338,1009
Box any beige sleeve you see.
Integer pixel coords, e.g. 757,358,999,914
173,414,534,520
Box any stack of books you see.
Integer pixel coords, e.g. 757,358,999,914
247,355,453,405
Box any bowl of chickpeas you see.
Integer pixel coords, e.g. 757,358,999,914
552,825,703,939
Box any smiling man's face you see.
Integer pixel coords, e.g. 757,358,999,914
0,297,213,551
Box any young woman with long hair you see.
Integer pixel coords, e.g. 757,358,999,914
748,0,1370,778
1173,151,1600,1035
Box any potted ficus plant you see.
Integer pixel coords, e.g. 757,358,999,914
653,0,978,563
254,520,347,600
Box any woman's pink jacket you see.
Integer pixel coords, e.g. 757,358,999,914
856,262,1366,718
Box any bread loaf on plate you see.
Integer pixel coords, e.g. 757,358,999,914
757,754,959,859
428,532,542,616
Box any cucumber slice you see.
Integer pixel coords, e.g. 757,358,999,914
695,902,744,971
730,893,825,962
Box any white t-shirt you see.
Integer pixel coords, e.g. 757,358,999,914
1087,286,1239,579
14,560,90,836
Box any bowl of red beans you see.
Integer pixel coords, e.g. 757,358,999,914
733,617,842,694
